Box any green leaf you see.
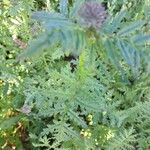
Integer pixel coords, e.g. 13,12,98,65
32,11,65,21
68,109,87,128
32,11,75,31
0,116,22,130
103,38,119,68
105,128,137,150
17,30,62,59
17,33,50,59
60,28,86,54
43,19,75,30
118,20,147,36
69,0,84,18
132,33,150,43
109,10,127,34
144,5,150,17
2,82,9,95
59,0,68,16
117,40,134,66
117,39,141,75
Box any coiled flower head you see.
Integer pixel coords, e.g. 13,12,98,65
78,1,107,29
21,103,31,115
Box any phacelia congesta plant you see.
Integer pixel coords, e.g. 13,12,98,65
78,1,107,29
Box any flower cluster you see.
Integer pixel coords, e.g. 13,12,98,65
21,103,31,115
78,1,107,28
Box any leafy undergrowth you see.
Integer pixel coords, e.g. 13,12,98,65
0,0,150,150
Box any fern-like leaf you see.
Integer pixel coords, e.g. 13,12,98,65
118,20,147,36
59,0,68,16
105,128,137,150
67,109,87,128
132,33,150,43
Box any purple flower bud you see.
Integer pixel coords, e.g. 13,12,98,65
78,1,107,28
21,103,31,114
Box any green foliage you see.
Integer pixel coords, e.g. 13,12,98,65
59,0,68,16
105,128,137,150
0,0,150,149
18,10,86,59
